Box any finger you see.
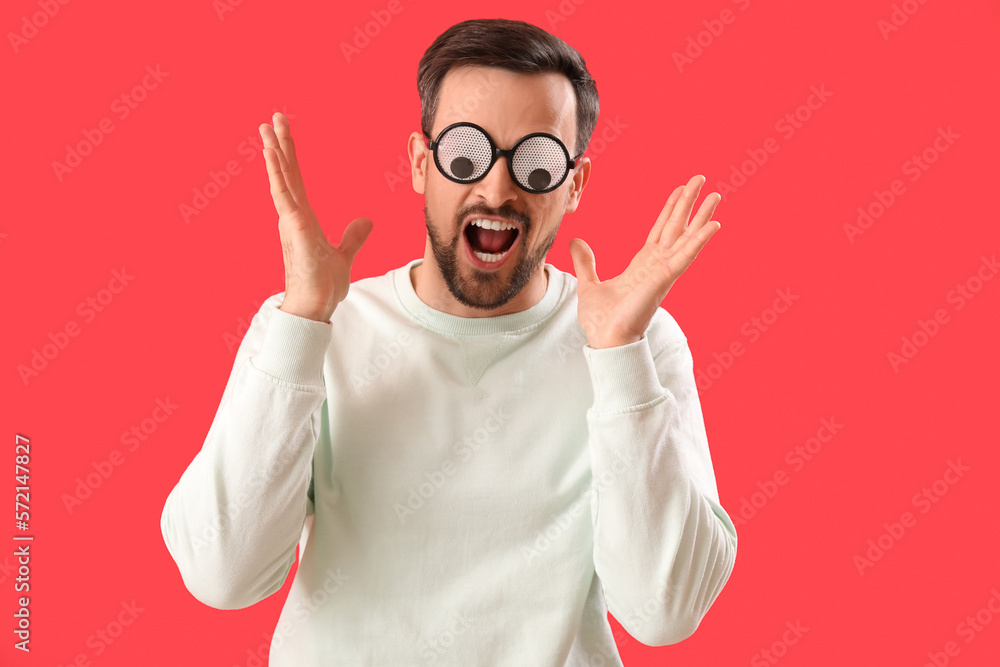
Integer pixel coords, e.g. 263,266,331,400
272,112,308,200
666,220,721,277
568,238,599,286
336,217,374,262
658,174,705,246
259,122,288,170
668,191,721,255
259,118,304,209
261,141,299,219
646,185,685,246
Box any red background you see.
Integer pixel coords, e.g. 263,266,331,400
3,0,999,665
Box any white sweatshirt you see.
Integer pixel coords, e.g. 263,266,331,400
160,258,738,666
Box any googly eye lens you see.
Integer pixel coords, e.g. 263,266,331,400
436,125,493,182
511,135,568,192
528,168,551,190
450,156,474,178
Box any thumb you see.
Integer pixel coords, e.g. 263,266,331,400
337,218,374,262
568,238,599,286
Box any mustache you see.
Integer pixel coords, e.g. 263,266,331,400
456,204,530,231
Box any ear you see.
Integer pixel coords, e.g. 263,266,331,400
564,156,591,213
407,131,430,195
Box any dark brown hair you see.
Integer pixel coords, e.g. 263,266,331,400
417,18,599,159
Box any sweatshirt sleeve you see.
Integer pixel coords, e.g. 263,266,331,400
159,293,332,610
580,308,738,646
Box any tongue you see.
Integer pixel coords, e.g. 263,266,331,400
471,226,515,253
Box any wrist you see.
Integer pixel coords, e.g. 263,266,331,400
278,300,333,323
588,334,642,349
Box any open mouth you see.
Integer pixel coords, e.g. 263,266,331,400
463,218,520,266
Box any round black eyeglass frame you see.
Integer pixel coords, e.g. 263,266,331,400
424,121,584,194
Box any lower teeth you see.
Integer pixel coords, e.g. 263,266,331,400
474,249,508,263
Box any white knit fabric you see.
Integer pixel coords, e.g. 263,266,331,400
160,258,738,666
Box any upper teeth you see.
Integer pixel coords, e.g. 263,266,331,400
470,218,516,231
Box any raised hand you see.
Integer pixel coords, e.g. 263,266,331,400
259,112,373,323
568,174,721,349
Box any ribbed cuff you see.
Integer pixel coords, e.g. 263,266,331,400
251,306,332,387
582,335,664,413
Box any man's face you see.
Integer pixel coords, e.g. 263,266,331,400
409,66,590,311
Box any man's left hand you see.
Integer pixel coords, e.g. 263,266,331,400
568,174,721,349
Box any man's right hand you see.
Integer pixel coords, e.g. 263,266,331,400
259,112,373,323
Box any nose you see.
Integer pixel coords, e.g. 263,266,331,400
471,155,520,209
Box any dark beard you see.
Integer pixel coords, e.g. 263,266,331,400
424,201,558,311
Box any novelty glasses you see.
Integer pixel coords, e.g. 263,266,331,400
425,122,583,194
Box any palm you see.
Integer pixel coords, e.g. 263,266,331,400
569,174,721,349
279,206,359,317
260,112,372,322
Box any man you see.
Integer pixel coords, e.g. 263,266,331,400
160,18,736,666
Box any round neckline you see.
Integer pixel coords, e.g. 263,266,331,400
392,258,567,337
